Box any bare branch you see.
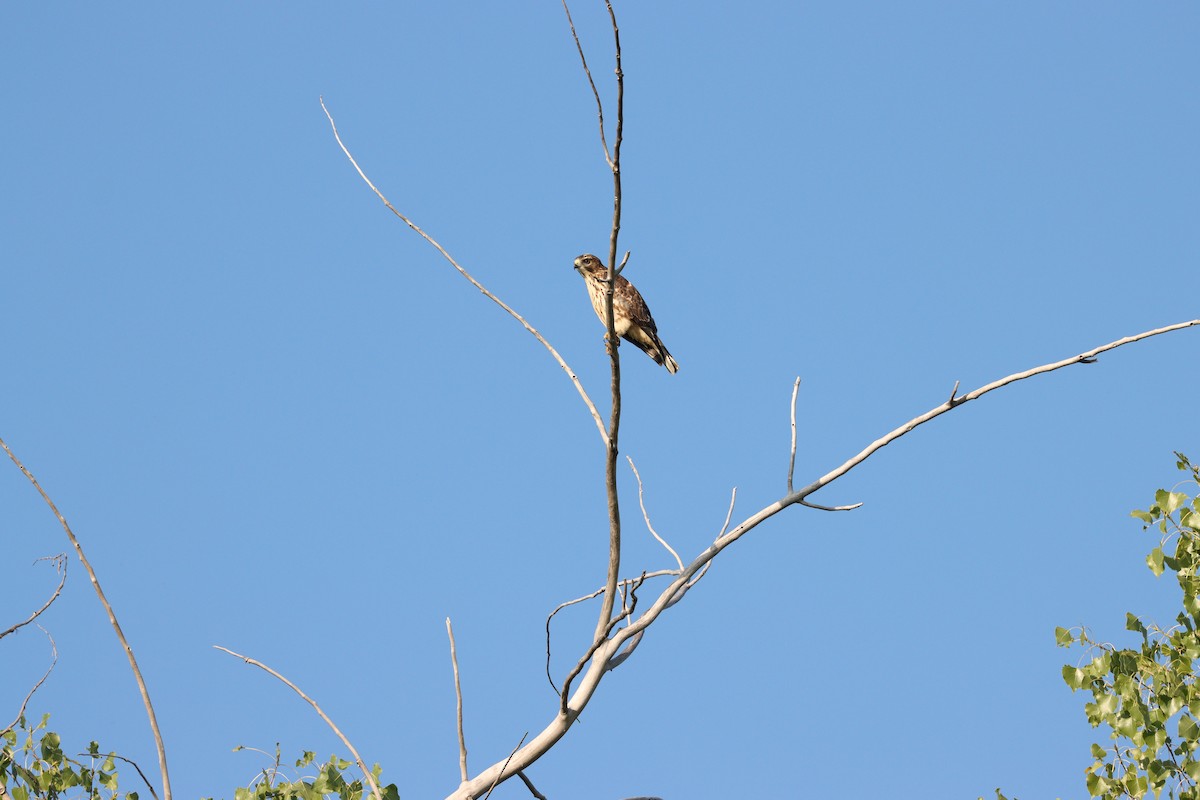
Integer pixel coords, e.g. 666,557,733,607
516,771,548,800
213,646,383,800
318,98,608,448
446,618,468,784
0,553,66,641
447,320,1200,800
592,0,626,657
948,379,961,404
799,499,863,512
717,487,738,540
615,249,630,276
0,435,172,800
787,377,801,493
544,570,678,693
83,752,161,800
560,0,612,167
627,457,683,571
1,626,57,736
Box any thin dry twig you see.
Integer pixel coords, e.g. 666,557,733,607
213,646,384,800
544,570,678,693
799,499,863,512
560,0,611,167
482,732,528,800
446,618,468,784
787,377,800,493
1,553,67,640
516,771,548,800
318,97,607,447
0,435,172,800
2,626,57,736
84,752,161,800
627,457,683,571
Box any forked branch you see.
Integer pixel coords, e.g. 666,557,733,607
446,318,1199,800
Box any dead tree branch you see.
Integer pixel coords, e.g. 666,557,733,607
0,435,172,800
0,554,66,641
213,646,383,800
627,457,684,571
318,98,607,447
445,318,1199,800
1,626,57,736
446,618,468,785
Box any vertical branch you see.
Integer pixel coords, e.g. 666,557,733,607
0,435,173,800
593,0,625,646
446,618,468,784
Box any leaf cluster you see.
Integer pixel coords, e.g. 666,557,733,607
1,715,131,800
1,716,397,800
213,749,398,800
1058,453,1200,799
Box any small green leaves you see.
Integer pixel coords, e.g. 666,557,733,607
1063,454,1200,800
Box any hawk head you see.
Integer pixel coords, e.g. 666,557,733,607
573,253,605,277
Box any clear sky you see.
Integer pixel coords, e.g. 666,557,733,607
3,3,1198,799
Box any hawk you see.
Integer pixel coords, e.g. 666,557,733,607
573,253,679,374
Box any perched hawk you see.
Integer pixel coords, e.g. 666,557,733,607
573,253,679,374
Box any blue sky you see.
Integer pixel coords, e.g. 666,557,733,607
3,3,1198,799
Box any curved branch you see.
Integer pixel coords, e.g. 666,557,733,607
627,457,683,571
0,435,172,800
1,626,57,736
318,98,608,447
0,553,66,641
214,646,384,800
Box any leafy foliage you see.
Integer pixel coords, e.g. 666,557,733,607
1,714,136,800
0,716,397,800
1058,453,1200,799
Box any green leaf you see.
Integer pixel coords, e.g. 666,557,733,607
1162,490,1189,516
1127,613,1148,634
1147,547,1166,577
1056,626,1075,646
1180,715,1199,741
1064,665,1086,690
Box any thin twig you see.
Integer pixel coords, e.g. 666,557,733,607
318,97,607,447
615,250,630,276
0,554,66,640
516,771,548,800
446,618,468,784
213,646,383,800
85,752,161,800
1,626,57,736
798,499,863,512
948,380,961,404
560,0,611,167
0,435,172,800
482,732,528,800
544,570,678,693
627,457,683,571
787,378,801,493
717,487,738,540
